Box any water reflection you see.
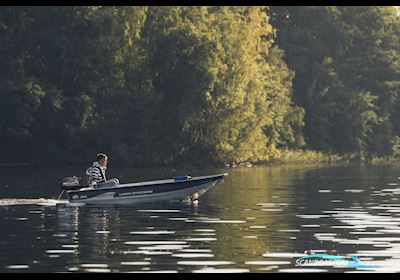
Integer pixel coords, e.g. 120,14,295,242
2,164,400,272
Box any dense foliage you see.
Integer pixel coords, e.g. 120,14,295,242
0,6,399,166
270,6,400,160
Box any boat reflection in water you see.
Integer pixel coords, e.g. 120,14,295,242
53,193,224,272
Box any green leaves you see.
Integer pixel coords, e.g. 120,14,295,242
128,6,299,164
271,6,400,159
1,6,397,165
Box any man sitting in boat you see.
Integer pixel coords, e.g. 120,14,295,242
86,153,119,188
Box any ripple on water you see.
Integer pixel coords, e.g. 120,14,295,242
120,262,151,266
68,267,79,272
354,250,400,257
138,210,180,213
377,229,400,234
124,250,173,256
195,233,216,236
344,189,364,193
368,204,400,210
349,231,385,235
262,253,305,258
177,261,234,266
80,264,108,268
338,220,399,227
127,270,177,273
245,261,291,265
257,266,279,271
261,208,283,212
125,241,187,245
278,268,328,273
138,244,189,250
330,225,360,229
184,238,217,242
257,203,288,207
198,220,246,224
62,244,79,249
129,231,175,235
193,268,250,273
172,253,214,258
359,237,400,242
96,231,110,234
169,218,189,222
178,249,212,253
53,234,67,237
46,250,75,254
29,210,43,214
314,233,337,240
320,237,390,245
323,210,369,214
84,268,111,272
250,226,267,229
309,250,327,254
6,265,29,269
296,214,330,219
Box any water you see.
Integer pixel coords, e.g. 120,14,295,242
1,163,400,272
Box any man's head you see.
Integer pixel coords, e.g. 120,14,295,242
97,153,108,167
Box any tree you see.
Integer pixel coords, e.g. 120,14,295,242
137,6,301,164
0,6,302,166
270,6,400,159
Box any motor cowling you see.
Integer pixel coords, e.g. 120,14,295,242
61,176,81,190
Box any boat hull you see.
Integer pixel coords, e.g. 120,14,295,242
66,173,226,205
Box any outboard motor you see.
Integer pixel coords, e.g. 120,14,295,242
61,176,81,190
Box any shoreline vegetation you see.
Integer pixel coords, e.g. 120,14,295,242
0,149,398,169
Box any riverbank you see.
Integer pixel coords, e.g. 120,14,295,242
224,150,400,168
1,149,399,169
274,149,344,165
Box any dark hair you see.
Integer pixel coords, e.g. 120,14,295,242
96,153,108,161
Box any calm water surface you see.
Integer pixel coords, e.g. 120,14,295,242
1,163,400,272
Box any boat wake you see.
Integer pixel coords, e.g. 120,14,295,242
0,198,68,207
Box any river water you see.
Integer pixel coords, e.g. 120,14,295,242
1,163,400,273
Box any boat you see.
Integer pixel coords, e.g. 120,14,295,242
61,173,227,205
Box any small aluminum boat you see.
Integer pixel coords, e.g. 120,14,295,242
62,173,227,205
